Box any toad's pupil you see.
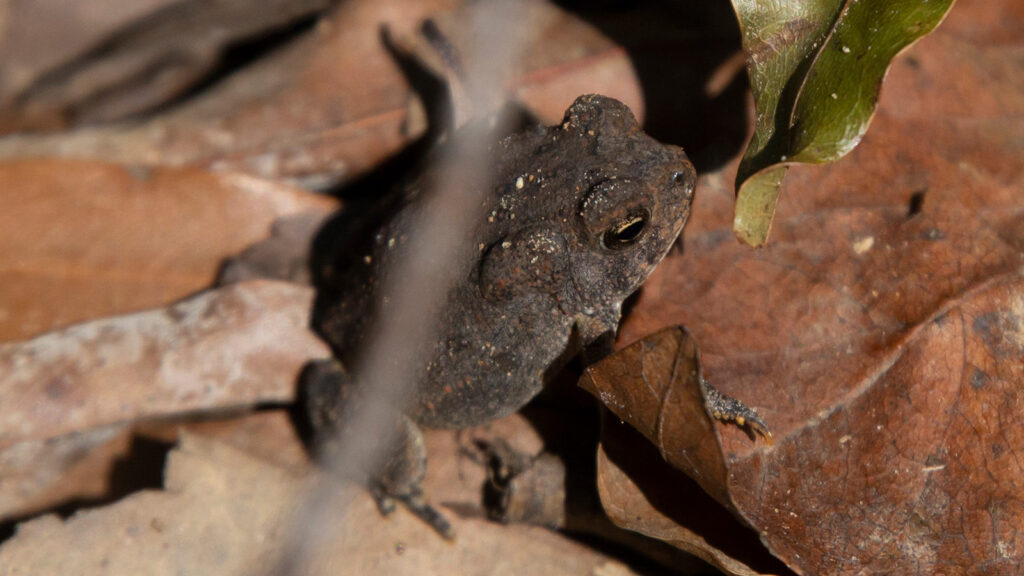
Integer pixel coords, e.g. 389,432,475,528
604,215,646,249
672,171,688,185
616,217,644,240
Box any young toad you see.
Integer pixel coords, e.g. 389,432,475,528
302,95,748,537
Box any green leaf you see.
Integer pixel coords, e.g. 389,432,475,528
731,0,956,247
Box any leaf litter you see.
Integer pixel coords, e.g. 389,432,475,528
0,0,1019,574
598,1,1024,573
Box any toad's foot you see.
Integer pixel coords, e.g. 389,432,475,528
701,378,773,444
373,486,455,540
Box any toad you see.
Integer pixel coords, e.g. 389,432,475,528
301,94,762,537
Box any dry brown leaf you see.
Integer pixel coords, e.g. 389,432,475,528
0,0,457,187
169,410,312,471
0,0,335,132
592,1,1024,574
596,422,777,576
0,424,134,522
404,0,643,126
0,433,643,576
0,411,309,527
582,328,788,576
0,280,328,449
582,328,729,504
0,0,640,189
0,159,335,343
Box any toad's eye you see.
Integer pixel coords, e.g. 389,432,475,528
601,211,648,250
671,171,689,185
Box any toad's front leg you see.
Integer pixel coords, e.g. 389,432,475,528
300,359,454,539
701,376,773,443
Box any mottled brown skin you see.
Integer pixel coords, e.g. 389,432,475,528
304,95,696,536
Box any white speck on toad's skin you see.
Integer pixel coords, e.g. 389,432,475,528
852,236,874,254
516,176,524,189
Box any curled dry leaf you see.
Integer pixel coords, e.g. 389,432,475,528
581,327,731,506
582,327,785,576
731,0,956,246
605,2,1024,573
0,159,335,343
